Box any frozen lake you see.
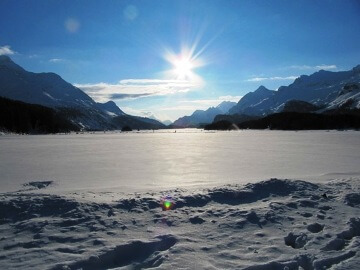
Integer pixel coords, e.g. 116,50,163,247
1,129,359,193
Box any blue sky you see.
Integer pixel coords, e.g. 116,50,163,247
1,0,360,121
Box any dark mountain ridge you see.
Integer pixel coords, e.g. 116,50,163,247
0,56,165,131
0,96,79,134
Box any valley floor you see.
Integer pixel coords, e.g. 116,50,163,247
1,177,360,269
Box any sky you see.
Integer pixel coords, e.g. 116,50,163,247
1,0,360,121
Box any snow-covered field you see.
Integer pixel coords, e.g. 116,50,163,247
1,130,360,193
1,130,360,269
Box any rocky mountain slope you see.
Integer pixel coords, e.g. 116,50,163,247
228,85,275,115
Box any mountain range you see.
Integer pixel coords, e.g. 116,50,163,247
1,55,360,132
174,65,360,127
172,101,236,127
0,56,165,131
229,66,360,116
228,85,275,115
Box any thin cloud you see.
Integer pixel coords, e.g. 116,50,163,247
75,79,202,102
110,93,152,99
120,79,187,84
49,58,65,63
120,106,169,121
121,107,159,119
288,64,337,70
0,45,16,56
247,76,298,82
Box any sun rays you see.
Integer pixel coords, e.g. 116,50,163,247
164,46,205,84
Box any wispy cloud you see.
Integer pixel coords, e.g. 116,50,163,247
288,64,337,70
247,64,338,82
246,76,299,82
49,58,65,63
0,45,16,56
120,79,186,84
75,79,203,102
109,93,152,99
120,107,159,120
28,54,39,59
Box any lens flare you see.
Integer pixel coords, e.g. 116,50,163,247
161,195,174,211
164,200,172,209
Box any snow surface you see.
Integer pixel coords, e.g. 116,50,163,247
1,130,360,269
1,178,360,269
0,130,359,193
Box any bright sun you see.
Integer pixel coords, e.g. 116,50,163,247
173,57,194,78
164,47,205,81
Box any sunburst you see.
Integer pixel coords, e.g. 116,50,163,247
164,47,204,81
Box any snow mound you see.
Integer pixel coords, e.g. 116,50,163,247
52,234,177,270
344,193,360,207
0,194,80,223
114,178,319,211
23,180,53,190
